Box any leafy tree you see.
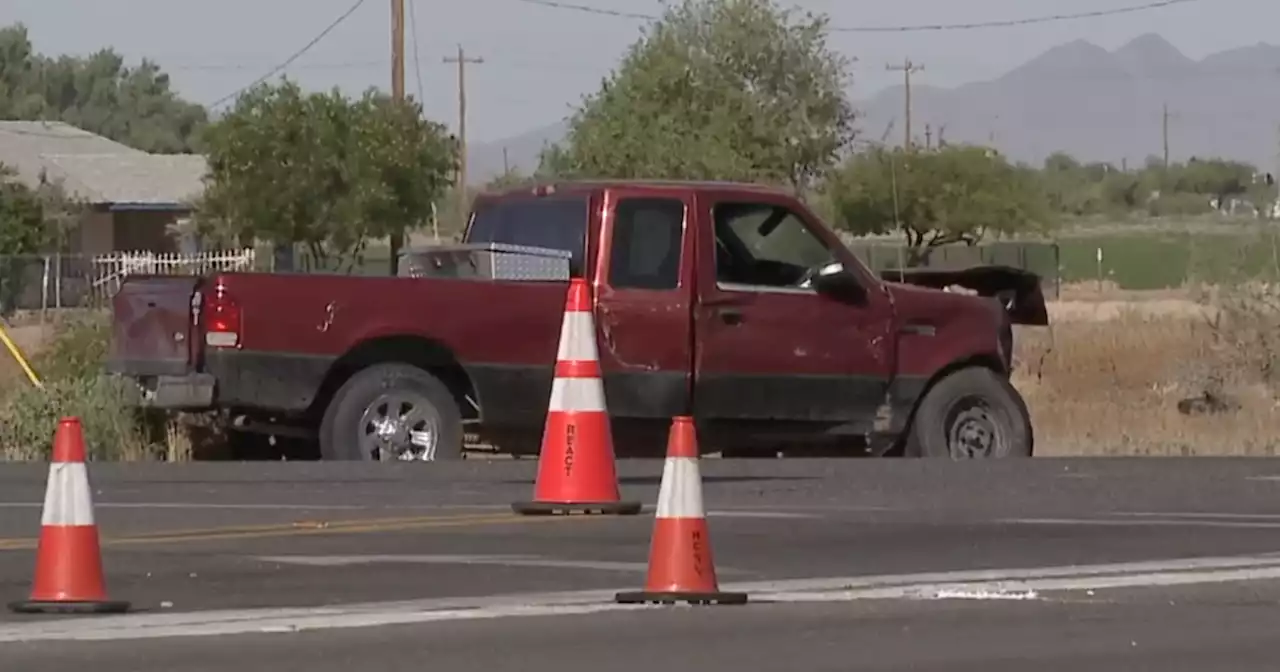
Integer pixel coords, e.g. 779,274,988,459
198,78,458,271
0,23,207,153
1166,158,1254,208
0,163,48,254
542,0,856,192
0,162,53,312
827,144,1052,263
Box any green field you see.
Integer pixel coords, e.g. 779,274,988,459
1055,228,1280,289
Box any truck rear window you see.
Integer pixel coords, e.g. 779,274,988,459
467,195,589,276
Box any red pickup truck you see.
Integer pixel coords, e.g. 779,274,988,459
107,180,1048,461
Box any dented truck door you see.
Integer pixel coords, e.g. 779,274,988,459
592,187,695,420
689,190,895,431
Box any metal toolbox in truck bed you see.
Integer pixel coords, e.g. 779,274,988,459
397,242,572,281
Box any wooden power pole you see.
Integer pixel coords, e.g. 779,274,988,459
886,59,924,150
444,44,483,228
1161,102,1179,169
389,0,406,274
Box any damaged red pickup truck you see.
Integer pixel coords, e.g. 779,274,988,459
106,180,1049,461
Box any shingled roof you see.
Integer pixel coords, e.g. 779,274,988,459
0,120,207,208
40,153,208,207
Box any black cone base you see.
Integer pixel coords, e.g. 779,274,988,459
615,590,749,605
9,599,131,615
511,500,643,516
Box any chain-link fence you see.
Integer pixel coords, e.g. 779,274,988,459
846,241,1062,298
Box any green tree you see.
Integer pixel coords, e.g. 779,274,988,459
0,162,53,313
543,0,856,192
0,163,50,254
827,144,1052,263
0,23,207,153
198,78,458,271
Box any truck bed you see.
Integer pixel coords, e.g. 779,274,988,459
108,271,575,425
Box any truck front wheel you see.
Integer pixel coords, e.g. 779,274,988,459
904,367,1033,459
319,363,464,461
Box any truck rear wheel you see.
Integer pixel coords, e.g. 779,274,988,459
904,366,1032,459
319,363,464,461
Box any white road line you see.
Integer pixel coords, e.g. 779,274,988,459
1112,512,1280,520
0,503,512,511
762,565,1280,602
720,553,1280,595
7,552,1280,642
705,510,817,519
1004,517,1280,529
255,554,677,574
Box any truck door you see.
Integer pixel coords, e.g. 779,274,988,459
593,189,694,421
691,192,894,429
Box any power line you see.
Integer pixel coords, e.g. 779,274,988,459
509,0,654,20
509,0,1207,32
170,60,386,72
207,0,370,109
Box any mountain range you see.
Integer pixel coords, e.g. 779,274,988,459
466,33,1280,184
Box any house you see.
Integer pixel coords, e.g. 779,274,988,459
0,120,208,256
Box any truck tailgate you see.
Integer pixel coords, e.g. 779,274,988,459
106,275,202,376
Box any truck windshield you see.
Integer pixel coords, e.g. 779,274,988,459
467,195,589,276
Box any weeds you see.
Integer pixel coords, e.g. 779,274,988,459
0,311,169,461
1014,296,1280,456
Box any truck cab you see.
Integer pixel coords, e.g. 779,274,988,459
462,180,1031,459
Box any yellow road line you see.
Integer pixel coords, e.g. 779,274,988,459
0,512,582,551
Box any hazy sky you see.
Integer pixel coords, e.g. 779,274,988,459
2,0,1275,143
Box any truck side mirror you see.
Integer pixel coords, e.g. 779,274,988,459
811,267,866,303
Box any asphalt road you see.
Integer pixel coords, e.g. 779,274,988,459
10,583,1280,672
5,457,1280,669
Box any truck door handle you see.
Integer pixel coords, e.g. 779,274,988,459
717,307,744,325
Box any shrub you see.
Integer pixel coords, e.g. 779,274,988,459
33,310,111,382
0,311,167,461
0,375,163,461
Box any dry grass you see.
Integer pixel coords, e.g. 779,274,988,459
1014,291,1280,456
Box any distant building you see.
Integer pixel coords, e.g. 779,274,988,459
0,120,207,256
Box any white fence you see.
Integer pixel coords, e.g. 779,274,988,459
0,249,259,314
90,249,258,300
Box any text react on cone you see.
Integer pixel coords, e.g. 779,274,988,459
8,417,130,615
616,416,747,605
514,278,641,516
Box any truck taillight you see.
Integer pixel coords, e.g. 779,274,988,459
203,281,241,348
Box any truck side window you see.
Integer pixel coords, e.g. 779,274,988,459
607,198,685,290
467,195,589,276
713,202,838,289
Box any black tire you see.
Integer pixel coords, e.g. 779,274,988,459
318,363,464,461
904,366,1033,459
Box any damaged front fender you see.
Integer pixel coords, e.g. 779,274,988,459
880,265,1050,326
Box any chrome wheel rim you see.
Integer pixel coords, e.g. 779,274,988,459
357,392,441,461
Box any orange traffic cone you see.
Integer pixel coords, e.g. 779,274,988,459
9,418,130,614
616,416,747,605
512,278,641,516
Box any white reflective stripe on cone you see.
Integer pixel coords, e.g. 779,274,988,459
556,312,600,362
40,462,96,526
548,377,607,412
655,457,705,519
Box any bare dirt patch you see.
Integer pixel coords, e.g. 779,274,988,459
1014,294,1280,456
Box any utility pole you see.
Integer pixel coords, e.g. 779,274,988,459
1161,102,1179,169
388,0,405,274
886,59,923,150
444,44,484,228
